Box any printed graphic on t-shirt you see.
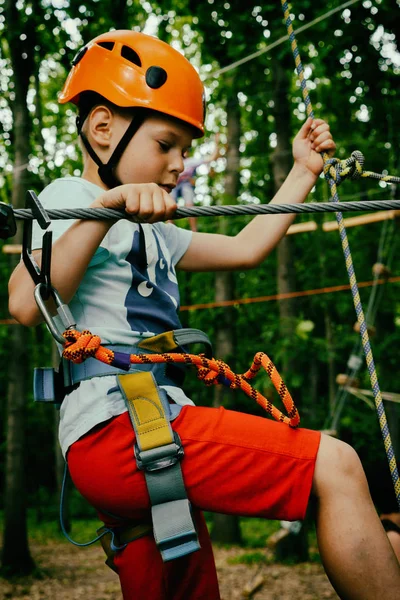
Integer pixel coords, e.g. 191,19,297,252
124,226,182,334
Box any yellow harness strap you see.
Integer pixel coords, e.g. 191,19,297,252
120,371,174,452
137,327,213,357
137,330,177,353
117,371,200,562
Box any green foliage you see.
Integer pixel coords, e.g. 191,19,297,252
0,510,103,546
239,518,281,548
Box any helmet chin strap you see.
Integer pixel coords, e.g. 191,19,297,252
77,110,148,189
77,110,149,270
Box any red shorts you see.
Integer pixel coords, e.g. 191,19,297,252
68,406,320,599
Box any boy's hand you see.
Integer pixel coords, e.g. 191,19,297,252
92,183,177,224
292,117,336,179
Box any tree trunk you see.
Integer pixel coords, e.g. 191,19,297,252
271,58,297,375
178,271,192,329
1,322,34,576
33,67,50,187
211,86,242,545
318,185,337,420
270,57,308,562
1,0,35,576
1,138,35,576
324,311,337,419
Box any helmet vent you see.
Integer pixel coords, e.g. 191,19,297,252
97,41,115,51
146,66,167,89
71,46,88,66
121,45,142,67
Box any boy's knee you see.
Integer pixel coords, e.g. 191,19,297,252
312,433,366,498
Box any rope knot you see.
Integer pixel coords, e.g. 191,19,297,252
195,358,231,386
324,151,365,186
62,329,102,364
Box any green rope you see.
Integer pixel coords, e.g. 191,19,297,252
281,0,400,508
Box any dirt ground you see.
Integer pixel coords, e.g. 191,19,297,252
0,541,339,600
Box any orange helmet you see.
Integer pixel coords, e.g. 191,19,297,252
59,30,205,138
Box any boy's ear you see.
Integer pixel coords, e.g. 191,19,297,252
88,105,114,148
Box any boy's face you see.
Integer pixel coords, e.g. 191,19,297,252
115,113,194,192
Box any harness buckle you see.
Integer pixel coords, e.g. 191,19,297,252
135,431,184,472
152,499,201,561
34,284,76,344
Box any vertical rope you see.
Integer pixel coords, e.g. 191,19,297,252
280,0,400,507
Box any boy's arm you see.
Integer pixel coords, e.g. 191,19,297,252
8,218,113,326
8,183,177,326
177,118,335,272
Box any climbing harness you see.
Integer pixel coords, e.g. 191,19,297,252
25,190,299,567
280,0,400,508
57,326,299,426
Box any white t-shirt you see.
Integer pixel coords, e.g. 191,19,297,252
32,176,194,456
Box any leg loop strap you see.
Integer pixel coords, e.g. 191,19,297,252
97,522,153,573
117,371,200,562
152,499,199,561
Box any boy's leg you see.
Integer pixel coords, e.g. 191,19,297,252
68,413,220,600
312,434,400,599
174,407,400,599
69,406,400,599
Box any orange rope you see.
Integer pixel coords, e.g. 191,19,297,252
1,276,399,325
62,329,300,428
180,275,400,311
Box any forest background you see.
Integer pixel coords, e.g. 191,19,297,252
0,0,399,577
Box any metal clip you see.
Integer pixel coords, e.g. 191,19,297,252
22,190,76,343
22,190,52,298
34,284,76,344
134,431,184,472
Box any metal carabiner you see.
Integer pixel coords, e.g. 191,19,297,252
34,284,76,345
22,190,77,344
22,190,52,298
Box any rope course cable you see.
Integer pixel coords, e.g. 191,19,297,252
179,275,400,312
207,0,362,79
280,0,400,508
10,198,400,223
6,149,399,227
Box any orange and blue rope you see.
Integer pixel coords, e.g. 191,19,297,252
61,328,300,428
281,0,400,507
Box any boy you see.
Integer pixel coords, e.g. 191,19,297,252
8,30,400,600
